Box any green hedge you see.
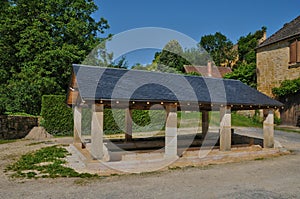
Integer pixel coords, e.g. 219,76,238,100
40,95,166,135
40,95,73,136
97,109,165,134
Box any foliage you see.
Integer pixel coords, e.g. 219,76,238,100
224,63,257,88
153,40,190,72
272,77,300,97
0,139,17,145
40,95,73,136
0,96,7,115
232,111,262,127
186,72,202,76
182,46,211,66
104,109,166,134
0,0,109,115
237,27,266,64
200,32,237,67
6,145,97,178
223,27,266,88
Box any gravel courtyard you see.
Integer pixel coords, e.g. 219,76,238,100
0,128,299,199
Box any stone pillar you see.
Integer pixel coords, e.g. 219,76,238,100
220,106,231,151
263,109,274,148
202,111,209,139
125,108,133,142
165,104,178,158
73,106,82,144
91,104,104,159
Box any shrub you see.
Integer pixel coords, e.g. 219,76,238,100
40,95,73,136
41,95,166,135
272,77,300,97
0,97,6,115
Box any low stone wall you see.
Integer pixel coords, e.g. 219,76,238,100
0,115,38,139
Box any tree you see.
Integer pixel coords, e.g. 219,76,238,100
200,32,237,67
0,0,109,115
224,63,257,88
182,46,211,66
237,27,267,64
225,27,267,88
153,40,190,72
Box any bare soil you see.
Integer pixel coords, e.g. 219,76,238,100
0,128,299,199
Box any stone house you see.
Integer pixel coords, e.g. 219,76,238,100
256,15,300,126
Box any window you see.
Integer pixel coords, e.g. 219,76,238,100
290,39,300,64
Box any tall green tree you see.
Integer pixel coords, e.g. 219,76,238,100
0,0,109,115
200,32,237,67
153,40,190,72
182,46,211,66
225,27,267,88
237,27,267,64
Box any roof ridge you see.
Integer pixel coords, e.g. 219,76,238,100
258,15,300,48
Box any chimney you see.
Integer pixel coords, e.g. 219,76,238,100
207,61,212,77
259,31,267,45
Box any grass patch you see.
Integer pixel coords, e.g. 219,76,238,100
5,112,37,117
232,112,262,128
0,139,17,144
6,145,97,179
275,127,300,134
178,111,262,128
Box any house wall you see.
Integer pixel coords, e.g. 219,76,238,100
257,40,300,126
257,40,300,97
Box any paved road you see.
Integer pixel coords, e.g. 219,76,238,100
0,128,299,199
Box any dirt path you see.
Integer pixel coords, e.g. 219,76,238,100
0,129,299,199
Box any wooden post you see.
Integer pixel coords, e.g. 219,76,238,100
73,106,82,144
165,104,178,158
125,108,133,142
91,104,104,159
202,111,209,139
220,106,231,151
263,109,274,148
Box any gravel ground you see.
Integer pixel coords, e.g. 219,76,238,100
0,128,299,199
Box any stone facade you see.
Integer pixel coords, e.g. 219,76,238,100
257,40,300,97
0,115,38,139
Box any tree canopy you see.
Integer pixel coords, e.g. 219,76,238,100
224,27,267,88
0,0,109,115
200,32,237,67
153,40,190,72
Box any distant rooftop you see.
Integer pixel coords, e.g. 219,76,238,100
258,15,300,48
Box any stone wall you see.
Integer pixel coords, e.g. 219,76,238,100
257,40,300,97
0,115,38,139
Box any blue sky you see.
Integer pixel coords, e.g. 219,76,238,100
93,0,300,66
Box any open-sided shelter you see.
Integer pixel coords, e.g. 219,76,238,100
67,64,283,160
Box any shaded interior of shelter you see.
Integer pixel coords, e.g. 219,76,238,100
83,131,263,162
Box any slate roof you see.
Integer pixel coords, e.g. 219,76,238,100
70,64,283,109
184,65,232,78
258,15,300,48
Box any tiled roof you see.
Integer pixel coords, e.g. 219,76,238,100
70,64,283,109
258,15,300,48
184,65,232,78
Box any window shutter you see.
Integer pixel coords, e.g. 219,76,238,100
297,40,300,63
290,40,297,63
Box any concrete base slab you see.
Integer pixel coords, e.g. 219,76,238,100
65,143,289,176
